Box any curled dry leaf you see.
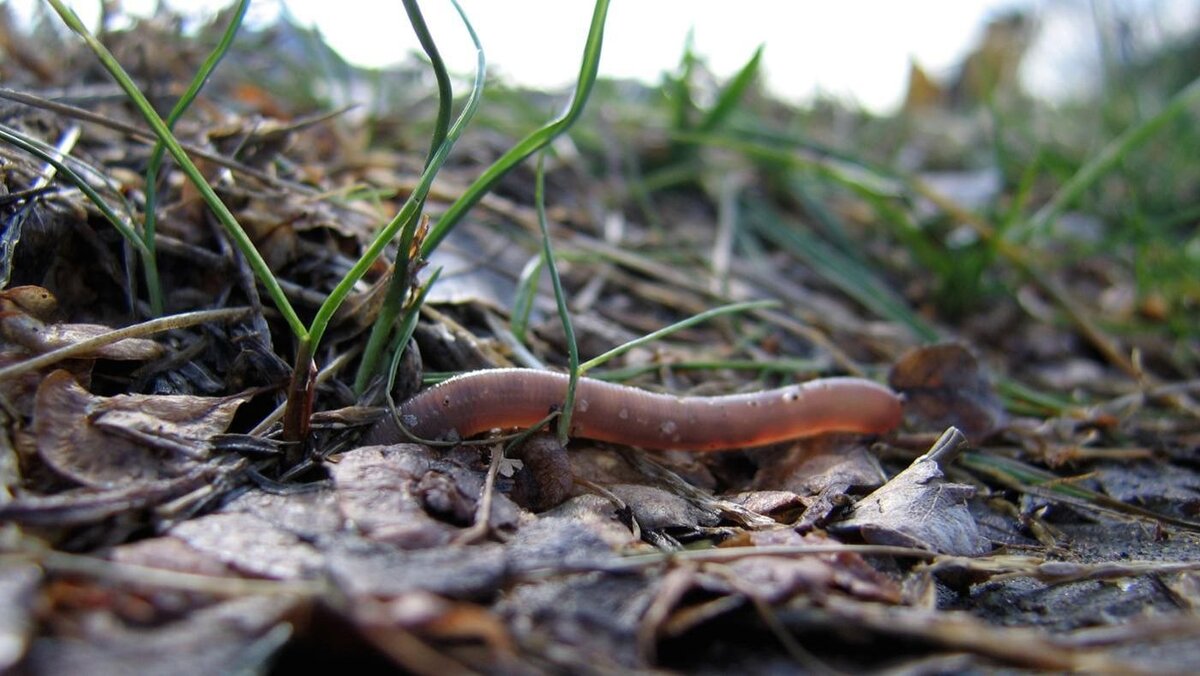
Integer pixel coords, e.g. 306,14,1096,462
0,467,217,526
33,370,250,488
833,428,989,556
889,342,1006,442
748,437,888,531
0,285,57,319
605,483,722,532
327,539,508,601
495,572,653,672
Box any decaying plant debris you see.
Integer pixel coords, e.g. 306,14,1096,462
2,5,1200,674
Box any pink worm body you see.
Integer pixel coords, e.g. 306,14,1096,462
367,368,902,452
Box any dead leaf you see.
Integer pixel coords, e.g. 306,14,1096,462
0,467,219,526
352,591,516,668
890,343,1006,442
1,312,163,361
220,485,346,539
722,529,904,604
606,483,721,532
495,572,653,672
169,512,326,580
328,444,521,548
750,437,887,494
23,594,301,676
0,285,57,318
723,490,810,520
33,370,249,488
833,428,989,556
327,538,507,600
748,438,888,531
111,535,238,579
503,495,642,575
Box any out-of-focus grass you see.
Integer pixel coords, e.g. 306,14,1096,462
571,16,1200,378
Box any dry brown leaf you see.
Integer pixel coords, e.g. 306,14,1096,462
352,591,516,667
0,468,218,526
750,437,887,494
502,495,643,576
22,594,302,675
169,512,326,580
1,311,163,361
727,529,904,604
833,428,988,556
111,535,238,579
0,285,57,318
33,370,249,488
890,342,1006,442
327,539,507,600
328,444,521,548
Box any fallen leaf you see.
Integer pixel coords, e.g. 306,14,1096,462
502,495,640,574
0,467,218,526
327,538,507,600
606,483,721,532
833,428,989,556
1,312,163,361
33,370,249,488
494,572,653,672
0,285,57,318
724,529,904,604
169,512,326,580
23,594,301,675
890,343,1006,442
750,437,886,495
352,591,516,669
328,444,521,548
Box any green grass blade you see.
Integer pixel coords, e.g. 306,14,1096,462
45,0,306,338
306,0,485,353
353,0,458,394
418,0,611,258
696,45,763,134
665,128,941,340
746,201,940,342
404,0,453,159
534,153,580,444
0,124,148,258
1022,74,1200,240
961,451,1200,532
509,254,543,343
667,31,698,134
139,0,249,316
578,299,778,373
384,267,442,402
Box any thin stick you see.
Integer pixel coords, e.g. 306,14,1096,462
0,307,250,381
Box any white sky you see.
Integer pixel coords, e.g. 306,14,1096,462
278,0,1024,111
22,0,1200,112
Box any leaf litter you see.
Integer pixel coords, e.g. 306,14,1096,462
1,6,1199,674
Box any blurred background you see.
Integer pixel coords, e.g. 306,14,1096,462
9,0,1200,113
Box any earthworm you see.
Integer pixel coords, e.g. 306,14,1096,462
366,368,902,451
